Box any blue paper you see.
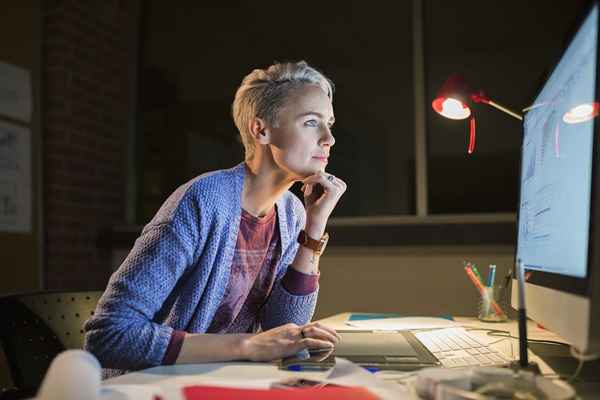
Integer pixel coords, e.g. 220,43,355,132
348,313,402,321
348,313,454,321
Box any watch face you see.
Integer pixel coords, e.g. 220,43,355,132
298,230,308,245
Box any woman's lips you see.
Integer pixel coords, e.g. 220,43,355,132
312,156,328,162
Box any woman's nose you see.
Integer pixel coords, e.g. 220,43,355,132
321,127,335,147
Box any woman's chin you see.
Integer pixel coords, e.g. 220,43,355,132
279,161,324,180
301,167,324,178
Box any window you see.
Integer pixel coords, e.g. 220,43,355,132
136,0,587,235
424,0,587,214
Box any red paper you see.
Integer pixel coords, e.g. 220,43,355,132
182,385,380,400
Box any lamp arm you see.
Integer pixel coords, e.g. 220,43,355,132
471,91,523,121
487,100,523,121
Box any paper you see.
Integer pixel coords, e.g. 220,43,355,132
100,385,165,400
36,350,101,400
348,313,402,321
0,61,31,122
325,358,410,399
182,385,379,400
180,358,410,400
346,317,461,331
0,121,31,232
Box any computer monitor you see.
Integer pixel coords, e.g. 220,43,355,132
512,1,600,354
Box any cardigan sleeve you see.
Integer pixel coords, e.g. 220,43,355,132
83,222,197,370
260,278,319,330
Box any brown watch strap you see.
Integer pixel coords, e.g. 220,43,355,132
297,230,329,254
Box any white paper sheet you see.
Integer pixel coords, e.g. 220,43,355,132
325,357,411,399
0,121,31,232
0,61,32,122
346,317,461,331
99,385,165,400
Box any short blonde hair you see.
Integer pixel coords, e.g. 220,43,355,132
232,61,334,160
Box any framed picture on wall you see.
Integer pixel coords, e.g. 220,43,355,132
0,61,31,123
0,121,31,233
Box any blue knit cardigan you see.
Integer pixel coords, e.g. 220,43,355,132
83,163,317,376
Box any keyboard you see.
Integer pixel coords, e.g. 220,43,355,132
414,327,512,368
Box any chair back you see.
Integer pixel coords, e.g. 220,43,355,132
0,290,102,398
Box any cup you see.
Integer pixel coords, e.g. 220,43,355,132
478,286,508,322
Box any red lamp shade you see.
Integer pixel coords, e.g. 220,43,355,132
432,74,478,154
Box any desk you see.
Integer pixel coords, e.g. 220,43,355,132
104,313,600,399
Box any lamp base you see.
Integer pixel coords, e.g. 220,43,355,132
473,367,573,400
509,359,542,375
415,366,576,400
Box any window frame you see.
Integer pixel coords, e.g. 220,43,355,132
326,0,518,245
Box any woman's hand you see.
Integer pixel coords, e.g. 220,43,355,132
240,322,341,362
301,171,347,237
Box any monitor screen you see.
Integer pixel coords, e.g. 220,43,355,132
517,4,598,279
512,2,600,353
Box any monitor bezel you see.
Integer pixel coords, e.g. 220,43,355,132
516,0,599,299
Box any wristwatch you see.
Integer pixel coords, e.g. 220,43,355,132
297,230,329,256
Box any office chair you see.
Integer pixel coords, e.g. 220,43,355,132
0,290,102,399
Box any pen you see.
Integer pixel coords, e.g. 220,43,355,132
471,264,484,284
464,266,484,296
487,265,496,287
464,262,478,282
285,364,332,371
464,266,506,317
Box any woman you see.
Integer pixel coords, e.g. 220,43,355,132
84,61,347,378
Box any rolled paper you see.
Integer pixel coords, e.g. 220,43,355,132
37,350,101,400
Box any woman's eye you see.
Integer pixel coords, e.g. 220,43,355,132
304,120,318,127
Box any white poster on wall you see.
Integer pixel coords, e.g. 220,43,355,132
0,61,32,123
0,121,31,233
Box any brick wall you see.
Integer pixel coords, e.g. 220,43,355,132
43,1,139,289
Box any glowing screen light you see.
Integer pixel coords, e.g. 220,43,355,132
563,102,599,124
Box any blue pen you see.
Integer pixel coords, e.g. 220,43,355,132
487,264,497,287
364,366,379,373
286,364,331,371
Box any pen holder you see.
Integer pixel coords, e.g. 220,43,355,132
478,286,508,322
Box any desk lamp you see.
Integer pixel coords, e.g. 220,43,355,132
431,74,523,154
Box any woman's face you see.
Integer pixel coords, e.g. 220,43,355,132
267,84,335,179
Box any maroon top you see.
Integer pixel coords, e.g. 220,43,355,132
207,207,280,334
161,206,319,364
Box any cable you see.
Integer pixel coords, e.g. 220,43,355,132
490,332,570,347
468,328,599,383
566,356,585,383
566,346,600,383
569,346,600,362
465,327,570,347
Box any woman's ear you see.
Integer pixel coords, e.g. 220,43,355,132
249,117,270,144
